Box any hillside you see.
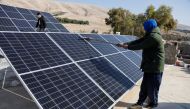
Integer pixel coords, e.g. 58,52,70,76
0,0,111,33
177,24,190,31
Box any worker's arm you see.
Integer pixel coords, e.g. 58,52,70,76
124,37,145,46
127,36,157,50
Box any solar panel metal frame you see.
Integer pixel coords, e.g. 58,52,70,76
0,32,143,109
80,33,119,55
0,32,126,109
46,32,140,108
106,53,143,83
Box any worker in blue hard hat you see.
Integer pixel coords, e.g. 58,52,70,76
117,19,165,109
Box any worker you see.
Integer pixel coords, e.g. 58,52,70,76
36,12,46,32
117,19,165,109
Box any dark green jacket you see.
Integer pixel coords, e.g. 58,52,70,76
127,27,165,73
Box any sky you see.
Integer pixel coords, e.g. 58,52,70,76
58,0,190,26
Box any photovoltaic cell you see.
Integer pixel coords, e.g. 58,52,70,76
6,11,24,19
78,57,134,100
0,18,18,31
100,34,127,51
21,64,113,109
114,35,130,43
0,10,8,18
22,13,37,21
12,19,32,28
81,34,119,55
123,51,142,67
0,4,18,12
106,53,143,82
12,19,34,32
17,7,32,14
48,33,101,61
0,32,71,74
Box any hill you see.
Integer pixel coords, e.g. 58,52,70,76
177,24,190,31
0,0,111,33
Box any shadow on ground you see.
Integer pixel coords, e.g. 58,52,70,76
115,101,190,109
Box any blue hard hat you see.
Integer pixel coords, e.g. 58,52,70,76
143,19,157,32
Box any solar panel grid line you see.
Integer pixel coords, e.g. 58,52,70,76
21,72,60,109
77,57,134,101
106,53,143,83
98,34,127,52
0,33,31,72
19,60,74,76
0,32,72,74
121,51,141,68
21,64,114,109
0,4,69,32
77,34,137,101
45,33,115,103
133,50,142,58
0,4,33,32
0,7,19,31
48,33,101,61
103,55,135,84
80,34,119,55
0,32,114,108
15,8,37,31
0,48,43,109
113,34,142,58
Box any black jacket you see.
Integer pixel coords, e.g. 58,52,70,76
36,16,46,28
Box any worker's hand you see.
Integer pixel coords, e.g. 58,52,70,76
35,28,38,31
116,43,128,49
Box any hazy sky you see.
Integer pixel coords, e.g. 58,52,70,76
58,0,190,26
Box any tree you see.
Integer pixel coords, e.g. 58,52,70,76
105,5,177,37
146,5,155,19
154,5,177,32
105,8,135,34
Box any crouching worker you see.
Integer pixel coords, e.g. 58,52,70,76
117,19,165,109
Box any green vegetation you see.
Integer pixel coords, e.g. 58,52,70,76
105,5,177,37
56,17,89,25
91,29,98,33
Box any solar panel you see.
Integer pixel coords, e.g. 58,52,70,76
122,51,142,67
6,11,24,19
114,35,130,43
0,32,71,74
21,64,113,109
0,4,69,32
0,4,18,12
81,34,119,55
0,18,18,31
78,57,134,100
48,33,101,61
106,53,143,82
12,19,34,31
0,10,8,18
17,7,32,14
114,35,143,57
100,34,127,51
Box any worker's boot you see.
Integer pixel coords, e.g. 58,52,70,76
129,103,142,109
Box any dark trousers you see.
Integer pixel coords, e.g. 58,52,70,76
37,28,45,32
137,72,163,105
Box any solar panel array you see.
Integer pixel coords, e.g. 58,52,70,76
0,4,143,109
0,4,69,32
